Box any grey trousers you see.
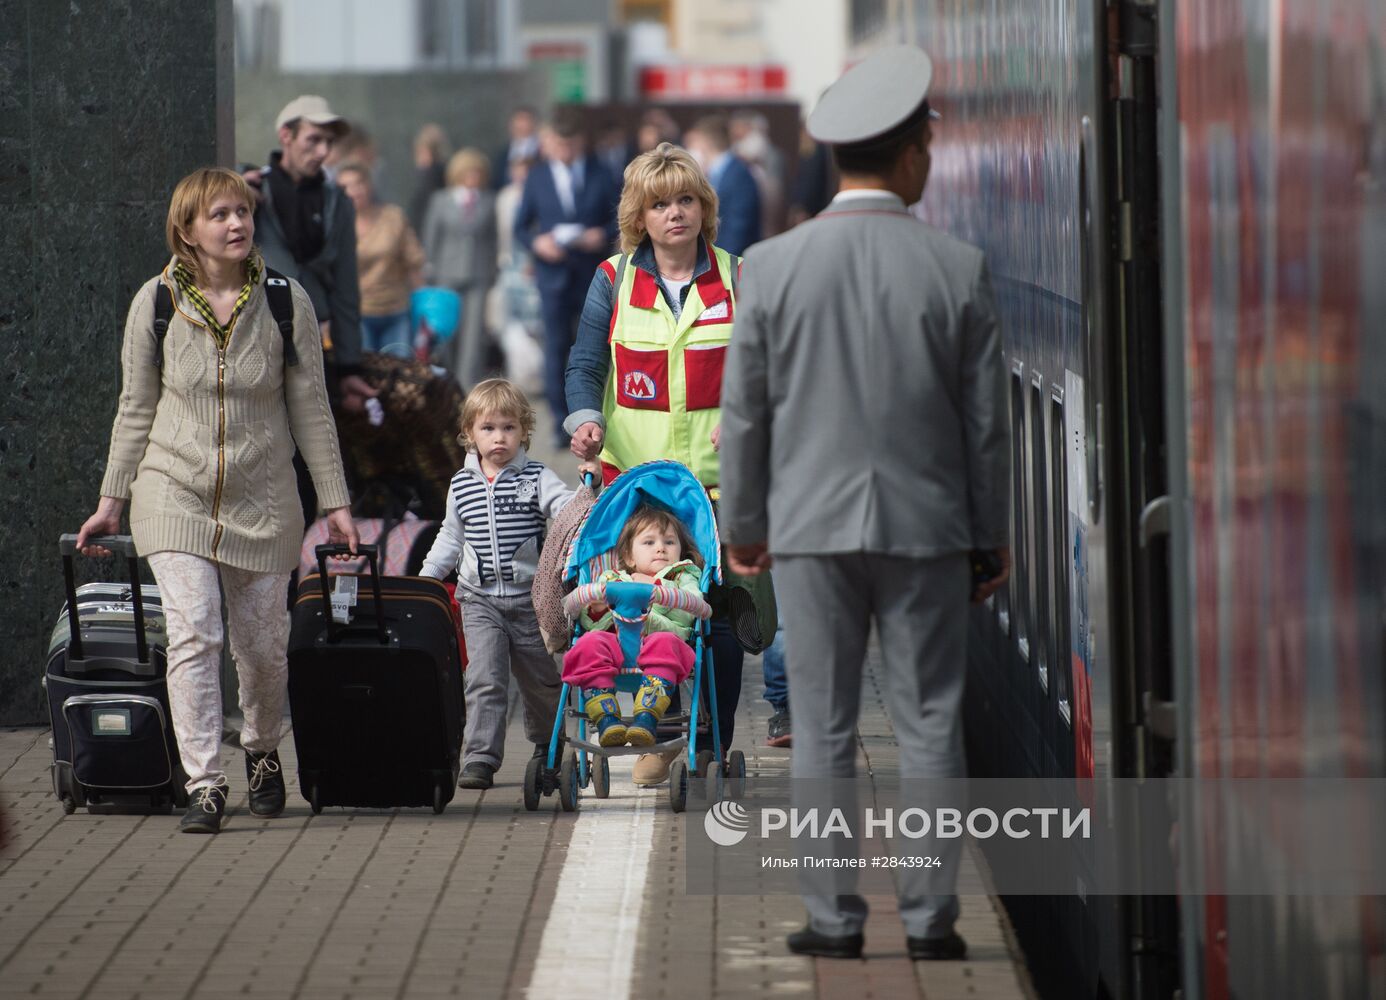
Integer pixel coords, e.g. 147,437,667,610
460,591,562,768
775,551,969,940
450,280,492,391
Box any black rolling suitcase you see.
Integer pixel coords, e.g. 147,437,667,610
288,544,464,814
45,535,188,814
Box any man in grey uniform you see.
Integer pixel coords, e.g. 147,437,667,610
719,45,1011,961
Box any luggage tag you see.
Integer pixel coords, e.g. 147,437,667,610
330,575,359,624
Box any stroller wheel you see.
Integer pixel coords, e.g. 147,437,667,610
669,759,689,813
726,750,747,800
696,748,715,777
558,749,580,812
523,754,543,811
592,755,610,799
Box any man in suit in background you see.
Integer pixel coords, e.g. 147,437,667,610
494,106,540,191
718,46,1011,962
513,109,619,445
685,114,762,255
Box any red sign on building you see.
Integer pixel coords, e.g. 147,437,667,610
639,64,787,99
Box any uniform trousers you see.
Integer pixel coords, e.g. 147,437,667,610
146,551,292,792
460,591,563,768
774,551,969,940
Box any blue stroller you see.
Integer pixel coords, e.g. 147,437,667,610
524,461,747,813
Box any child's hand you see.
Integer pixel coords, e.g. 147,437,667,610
577,459,602,483
586,600,609,618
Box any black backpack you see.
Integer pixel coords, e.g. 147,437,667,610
152,269,298,368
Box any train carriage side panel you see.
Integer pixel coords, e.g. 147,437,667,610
1164,2,1386,998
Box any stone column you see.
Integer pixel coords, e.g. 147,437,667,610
0,0,233,723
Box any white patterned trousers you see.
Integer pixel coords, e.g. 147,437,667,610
146,551,292,791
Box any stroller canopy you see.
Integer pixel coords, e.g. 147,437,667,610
564,461,722,590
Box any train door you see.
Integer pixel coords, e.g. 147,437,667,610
1101,1,1181,997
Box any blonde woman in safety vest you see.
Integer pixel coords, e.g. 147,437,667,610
564,141,746,787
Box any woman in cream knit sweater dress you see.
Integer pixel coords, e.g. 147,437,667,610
76,167,358,834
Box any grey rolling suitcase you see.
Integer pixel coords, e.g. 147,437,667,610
44,535,187,814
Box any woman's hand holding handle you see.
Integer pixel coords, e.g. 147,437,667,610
324,507,360,559
570,422,604,461
75,497,126,558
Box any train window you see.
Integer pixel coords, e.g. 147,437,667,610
1009,366,1029,661
1029,376,1050,693
1050,392,1072,726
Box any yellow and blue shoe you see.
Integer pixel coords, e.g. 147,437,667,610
626,676,673,746
583,688,627,747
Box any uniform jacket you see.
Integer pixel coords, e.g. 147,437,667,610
420,449,575,597
719,191,1010,556
99,260,351,574
512,155,619,294
421,187,499,289
253,155,363,369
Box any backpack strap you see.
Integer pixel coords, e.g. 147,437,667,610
263,268,299,366
150,269,298,368
152,282,173,369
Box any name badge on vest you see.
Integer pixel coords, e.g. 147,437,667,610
699,300,730,322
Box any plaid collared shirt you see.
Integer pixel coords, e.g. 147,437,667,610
171,251,264,349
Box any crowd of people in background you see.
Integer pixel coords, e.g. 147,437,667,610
270,100,835,421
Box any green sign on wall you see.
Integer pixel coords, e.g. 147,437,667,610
549,58,586,102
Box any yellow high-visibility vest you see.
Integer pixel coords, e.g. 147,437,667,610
599,243,740,486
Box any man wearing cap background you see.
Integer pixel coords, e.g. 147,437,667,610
719,45,1011,961
246,96,376,419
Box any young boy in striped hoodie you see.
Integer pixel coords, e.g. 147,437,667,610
420,379,591,789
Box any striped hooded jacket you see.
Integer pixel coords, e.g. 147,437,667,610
420,449,575,597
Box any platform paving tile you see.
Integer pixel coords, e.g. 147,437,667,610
1,627,1034,999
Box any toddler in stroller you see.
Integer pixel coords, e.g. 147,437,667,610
529,461,742,812
562,505,702,747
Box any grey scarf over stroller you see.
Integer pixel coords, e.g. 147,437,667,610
532,478,600,652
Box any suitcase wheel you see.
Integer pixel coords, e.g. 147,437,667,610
61,796,77,815
432,783,445,815
309,783,323,815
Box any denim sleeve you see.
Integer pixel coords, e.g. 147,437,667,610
562,267,615,433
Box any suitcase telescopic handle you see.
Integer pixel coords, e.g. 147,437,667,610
315,543,388,645
57,534,149,665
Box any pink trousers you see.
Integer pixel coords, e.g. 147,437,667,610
561,631,694,689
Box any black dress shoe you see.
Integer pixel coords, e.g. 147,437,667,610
907,931,967,961
180,783,227,834
458,762,496,789
245,749,286,818
786,925,864,959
